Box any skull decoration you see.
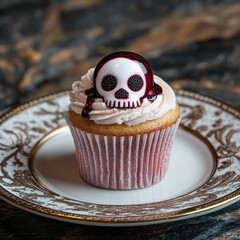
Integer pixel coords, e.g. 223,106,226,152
93,51,161,109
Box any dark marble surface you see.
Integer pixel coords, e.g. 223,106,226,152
0,0,239,239
0,199,239,240
0,0,240,111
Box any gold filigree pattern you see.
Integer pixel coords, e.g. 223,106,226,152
0,90,239,224
180,103,205,128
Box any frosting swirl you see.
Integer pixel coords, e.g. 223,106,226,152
69,68,176,126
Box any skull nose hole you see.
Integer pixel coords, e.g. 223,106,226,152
115,88,129,99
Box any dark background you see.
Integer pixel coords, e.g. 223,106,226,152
0,0,239,239
0,0,239,111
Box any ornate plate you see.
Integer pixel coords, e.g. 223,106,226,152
0,90,239,226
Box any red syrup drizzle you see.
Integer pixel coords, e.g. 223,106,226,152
81,88,101,119
146,82,163,102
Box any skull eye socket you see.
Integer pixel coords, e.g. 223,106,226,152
101,75,117,91
128,75,143,92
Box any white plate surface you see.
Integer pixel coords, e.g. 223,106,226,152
33,127,215,205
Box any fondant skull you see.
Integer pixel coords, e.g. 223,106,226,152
93,51,155,108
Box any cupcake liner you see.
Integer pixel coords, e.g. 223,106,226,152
66,118,180,190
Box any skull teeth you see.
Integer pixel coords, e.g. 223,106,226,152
105,100,141,108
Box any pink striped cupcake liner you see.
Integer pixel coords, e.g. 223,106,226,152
66,118,180,190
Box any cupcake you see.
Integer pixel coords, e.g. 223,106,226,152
65,51,180,190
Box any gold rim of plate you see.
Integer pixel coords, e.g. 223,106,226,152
0,90,239,225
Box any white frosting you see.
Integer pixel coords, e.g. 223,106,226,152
69,68,176,126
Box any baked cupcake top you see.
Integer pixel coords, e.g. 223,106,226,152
69,51,176,126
